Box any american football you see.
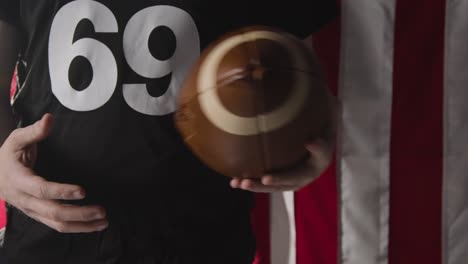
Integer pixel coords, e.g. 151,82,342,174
175,26,332,179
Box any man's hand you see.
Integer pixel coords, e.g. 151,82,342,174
0,114,108,233
230,139,333,192
231,94,337,193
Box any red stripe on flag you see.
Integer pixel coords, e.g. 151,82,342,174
295,16,341,264
389,0,445,263
296,158,338,264
252,193,271,264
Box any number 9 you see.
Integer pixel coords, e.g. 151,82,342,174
123,5,200,115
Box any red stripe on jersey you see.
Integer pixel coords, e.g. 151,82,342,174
0,200,5,229
10,67,17,99
295,16,341,264
389,0,445,263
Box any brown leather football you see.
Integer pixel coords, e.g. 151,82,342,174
174,26,332,179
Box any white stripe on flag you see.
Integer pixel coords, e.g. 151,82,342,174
339,1,395,263
270,192,296,264
444,1,468,263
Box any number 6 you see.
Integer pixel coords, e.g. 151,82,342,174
49,0,119,111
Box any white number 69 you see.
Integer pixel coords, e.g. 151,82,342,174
49,0,200,115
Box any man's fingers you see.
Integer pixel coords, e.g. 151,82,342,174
230,153,321,190
24,210,109,234
7,114,54,150
18,195,107,223
230,140,333,193
305,139,333,171
260,165,315,187
230,178,242,189
231,178,295,193
14,169,85,200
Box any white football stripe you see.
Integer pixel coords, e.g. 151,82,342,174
339,1,396,263
197,31,309,136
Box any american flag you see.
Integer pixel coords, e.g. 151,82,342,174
251,0,468,264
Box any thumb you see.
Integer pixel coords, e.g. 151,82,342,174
305,139,333,173
8,114,54,150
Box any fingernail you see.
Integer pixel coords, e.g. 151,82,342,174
72,190,85,199
94,210,106,219
96,219,109,230
93,213,103,220
96,222,109,231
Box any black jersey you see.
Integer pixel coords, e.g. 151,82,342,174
0,1,337,263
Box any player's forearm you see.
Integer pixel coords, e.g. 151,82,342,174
0,21,20,146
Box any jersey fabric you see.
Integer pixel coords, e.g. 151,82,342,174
0,1,337,264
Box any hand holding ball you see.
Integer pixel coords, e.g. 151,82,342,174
175,26,332,179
